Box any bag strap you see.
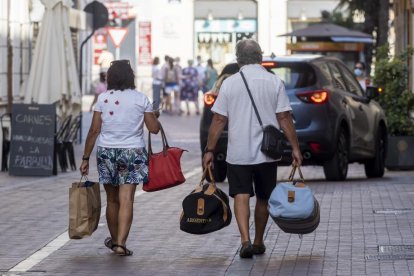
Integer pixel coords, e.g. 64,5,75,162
195,165,216,192
148,123,169,156
240,71,263,128
288,165,305,182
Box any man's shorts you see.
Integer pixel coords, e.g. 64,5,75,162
226,162,277,200
97,147,149,186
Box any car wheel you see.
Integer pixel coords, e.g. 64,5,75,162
364,127,386,178
323,129,349,181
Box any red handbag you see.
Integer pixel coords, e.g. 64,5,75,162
143,124,186,192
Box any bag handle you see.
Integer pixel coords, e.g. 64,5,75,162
194,165,216,192
240,71,263,129
148,123,169,156
288,165,305,183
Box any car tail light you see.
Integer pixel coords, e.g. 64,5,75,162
296,90,328,104
261,61,277,67
204,93,217,106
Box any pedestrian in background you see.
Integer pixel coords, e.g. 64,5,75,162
89,71,107,112
354,61,370,90
204,58,218,92
203,39,302,258
152,57,163,111
174,57,183,114
80,60,160,256
181,59,200,115
163,57,181,114
195,55,207,93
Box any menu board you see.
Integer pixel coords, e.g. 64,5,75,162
9,104,56,176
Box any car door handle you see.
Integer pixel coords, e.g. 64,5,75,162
358,105,363,111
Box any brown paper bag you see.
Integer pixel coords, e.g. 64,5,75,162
69,181,101,239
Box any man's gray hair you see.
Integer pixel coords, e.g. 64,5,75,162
235,39,263,66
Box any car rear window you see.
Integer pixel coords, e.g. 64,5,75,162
266,63,316,89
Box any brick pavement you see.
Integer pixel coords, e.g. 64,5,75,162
1,111,414,275
1,164,414,276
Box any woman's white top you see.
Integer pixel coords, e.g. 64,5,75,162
94,89,153,148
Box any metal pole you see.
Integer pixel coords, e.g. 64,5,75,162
78,29,95,143
6,0,13,113
115,46,120,60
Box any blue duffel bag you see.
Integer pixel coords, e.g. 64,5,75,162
268,166,320,235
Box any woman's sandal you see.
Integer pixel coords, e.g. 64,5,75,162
112,244,133,256
104,237,113,250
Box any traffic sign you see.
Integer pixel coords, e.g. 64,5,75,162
107,27,128,48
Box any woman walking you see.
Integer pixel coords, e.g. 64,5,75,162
79,60,160,256
181,59,200,115
204,58,218,92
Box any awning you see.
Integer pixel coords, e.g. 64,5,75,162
280,23,373,44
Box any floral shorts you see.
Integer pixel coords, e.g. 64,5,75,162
97,147,149,186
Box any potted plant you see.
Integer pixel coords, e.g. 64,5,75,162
374,44,414,170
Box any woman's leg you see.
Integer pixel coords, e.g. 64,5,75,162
104,184,120,242
114,184,136,249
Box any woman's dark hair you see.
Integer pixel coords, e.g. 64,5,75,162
218,63,239,78
153,57,159,65
168,57,174,69
107,60,136,91
99,72,106,82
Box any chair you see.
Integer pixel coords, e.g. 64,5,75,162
55,115,72,172
0,113,11,171
63,115,81,171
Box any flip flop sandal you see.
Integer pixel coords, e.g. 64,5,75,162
112,244,133,256
104,237,113,250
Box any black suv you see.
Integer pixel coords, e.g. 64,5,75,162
200,55,387,181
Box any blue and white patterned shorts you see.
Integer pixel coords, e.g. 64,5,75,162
97,146,149,186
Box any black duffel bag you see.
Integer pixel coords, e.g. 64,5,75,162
180,166,232,235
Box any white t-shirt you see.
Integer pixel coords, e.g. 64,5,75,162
94,89,153,148
211,64,292,165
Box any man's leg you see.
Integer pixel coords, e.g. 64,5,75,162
234,193,251,243
253,197,269,246
252,162,277,251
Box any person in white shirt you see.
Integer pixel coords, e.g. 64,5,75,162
80,60,160,257
152,57,162,110
203,39,302,258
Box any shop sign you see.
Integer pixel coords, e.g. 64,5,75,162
138,22,152,65
93,32,107,65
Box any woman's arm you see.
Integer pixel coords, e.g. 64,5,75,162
144,112,160,134
79,111,102,175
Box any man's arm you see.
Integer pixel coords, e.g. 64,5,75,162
276,111,303,167
202,113,228,168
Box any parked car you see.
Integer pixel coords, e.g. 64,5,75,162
200,55,387,181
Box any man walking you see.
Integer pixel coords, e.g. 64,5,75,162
202,39,302,258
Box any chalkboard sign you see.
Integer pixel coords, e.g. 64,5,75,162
9,104,56,176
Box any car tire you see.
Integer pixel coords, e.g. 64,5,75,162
323,129,349,181
364,127,386,178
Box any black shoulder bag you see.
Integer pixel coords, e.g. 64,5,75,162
240,71,285,160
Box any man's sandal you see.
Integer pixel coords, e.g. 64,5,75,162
112,244,133,256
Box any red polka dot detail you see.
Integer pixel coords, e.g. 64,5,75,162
109,111,114,115
115,100,119,105
104,99,108,103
